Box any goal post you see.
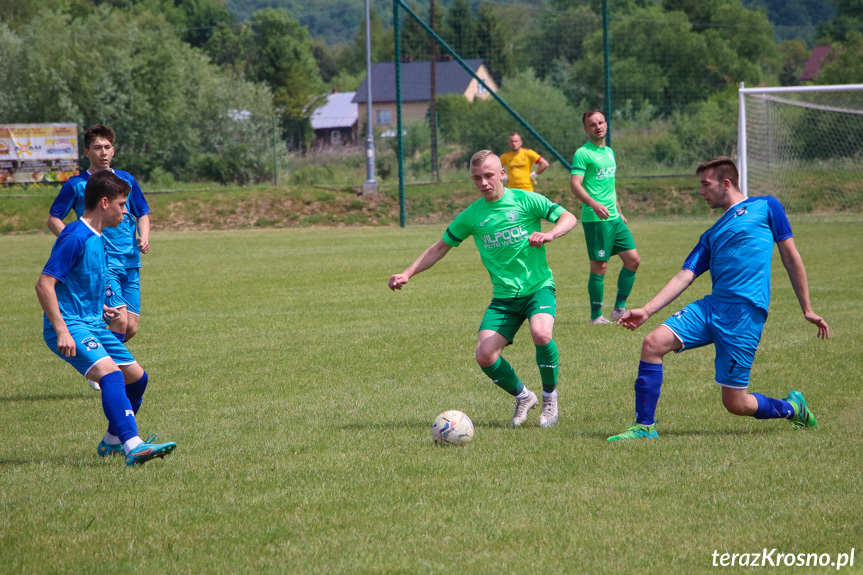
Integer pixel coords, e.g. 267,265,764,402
738,83,863,214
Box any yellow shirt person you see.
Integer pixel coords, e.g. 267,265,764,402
500,133,549,192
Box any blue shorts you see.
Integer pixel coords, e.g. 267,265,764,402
106,267,141,316
44,323,137,378
661,296,766,388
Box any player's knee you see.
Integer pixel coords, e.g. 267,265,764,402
641,333,670,360
125,324,138,340
531,331,552,346
627,254,641,270
475,349,499,368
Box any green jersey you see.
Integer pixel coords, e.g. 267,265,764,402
571,141,619,223
442,187,566,298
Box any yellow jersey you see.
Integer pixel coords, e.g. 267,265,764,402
500,148,542,191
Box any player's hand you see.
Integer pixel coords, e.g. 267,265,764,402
593,204,610,220
57,331,76,358
388,273,410,291
529,171,537,183
138,237,150,254
617,308,649,330
804,311,830,340
528,231,554,247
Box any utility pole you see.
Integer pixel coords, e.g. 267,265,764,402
362,0,378,194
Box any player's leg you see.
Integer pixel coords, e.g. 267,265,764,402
526,287,559,427
713,303,815,428
121,268,141,341
583,221,613,323
609,300,710,441
611,221,640,321
588,259,609,324
92,332,176,464
105,268,129,342
476,300,536,426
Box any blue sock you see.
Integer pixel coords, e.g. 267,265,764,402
112,331,126,343
100,371,138,443
126,371,148,414
752,393,795,419
635,361,663,426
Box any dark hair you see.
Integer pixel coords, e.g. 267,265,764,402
696,156,739,188
83,125,115,149
582,109,604,126
84,170,130,210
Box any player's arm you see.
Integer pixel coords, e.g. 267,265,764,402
617,269,697,330
529,211,577,247
532,156,550,180
46,216,66,237
35,273,76,357
570,174,609,219
137,214,151,254
776,237,829,339
389,239,452,291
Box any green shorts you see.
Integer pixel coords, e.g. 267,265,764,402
479,285,556,343
582,218,636,262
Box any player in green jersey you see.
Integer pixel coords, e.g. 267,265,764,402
389,150,578,428
570,110,641,325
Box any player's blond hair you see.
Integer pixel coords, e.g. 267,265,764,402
470,150,499,168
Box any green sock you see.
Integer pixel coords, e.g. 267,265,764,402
615,268,637,309
480,356,524,396
535,340,558,394
588,273,605,319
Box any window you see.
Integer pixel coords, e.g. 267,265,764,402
477,82,487,95
331,130,342,145
375,109,391,125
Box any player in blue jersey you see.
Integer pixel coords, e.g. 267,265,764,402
608,157,829,441
47,126,150,391
36,170,176,466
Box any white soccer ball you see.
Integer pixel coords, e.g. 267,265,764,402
431,410,475,446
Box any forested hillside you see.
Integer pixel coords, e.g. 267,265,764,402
1,0,860,187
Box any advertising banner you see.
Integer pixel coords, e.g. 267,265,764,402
0,123,79,184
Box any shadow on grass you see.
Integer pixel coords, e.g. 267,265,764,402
577,426,779,440
0,456,109,467
0,393,91,403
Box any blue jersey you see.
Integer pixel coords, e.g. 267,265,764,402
42,219,108,330
682,196,793,314
49,169,149,270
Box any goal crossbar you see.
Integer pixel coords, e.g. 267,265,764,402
738,83,863,196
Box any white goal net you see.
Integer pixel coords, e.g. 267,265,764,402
738,83,863,214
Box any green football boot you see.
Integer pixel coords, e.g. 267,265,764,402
785,390,817,429
125,439,177,467
607,423,658,442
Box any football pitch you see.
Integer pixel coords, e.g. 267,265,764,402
1,218,861,574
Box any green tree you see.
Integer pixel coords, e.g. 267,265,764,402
475,1,512,83
249,8,324,148
528,7,599,80
0,6,280,183
778,38,810,85
441,0,476,58
815,30,863,84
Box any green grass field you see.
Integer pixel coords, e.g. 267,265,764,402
1,219,861,574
